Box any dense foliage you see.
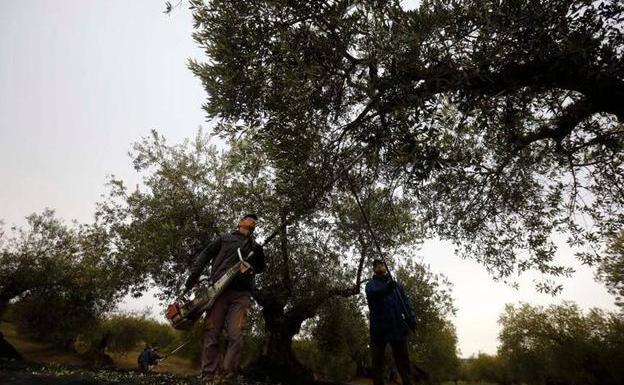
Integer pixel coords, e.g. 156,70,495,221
460,352,508,384
188,0,624,292
302,296,369,381
76,313,179,357
459,303,624,385
598,232,624,307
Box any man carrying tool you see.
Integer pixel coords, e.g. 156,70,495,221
365,258,416,385
182,214,265,385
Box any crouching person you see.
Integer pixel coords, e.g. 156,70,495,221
183,214,265,385
137,345,162,373
365,259,416,385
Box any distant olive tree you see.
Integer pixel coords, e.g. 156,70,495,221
1,211,131,350
77,313,178,363
395,261,459,383
498,302,624,385
461,353,509,384
308,296,369,382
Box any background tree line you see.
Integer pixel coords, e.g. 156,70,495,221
460,302,624,385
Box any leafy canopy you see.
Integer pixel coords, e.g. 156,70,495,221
188,0,624,290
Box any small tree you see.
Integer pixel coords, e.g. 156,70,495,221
1,211,130,351
309,296,369,381
462,353,509,384
395,261,459,383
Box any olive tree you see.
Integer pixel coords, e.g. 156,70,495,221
0,210,130,350
98,129,421,381
186,0,624,292
498,302,624,385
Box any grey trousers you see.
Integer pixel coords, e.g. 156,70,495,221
201,288,251,379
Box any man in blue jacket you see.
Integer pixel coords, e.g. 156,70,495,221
365,258,416,385
137,345,162,373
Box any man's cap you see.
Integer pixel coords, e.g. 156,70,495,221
239,214,258,230
372,258,384,266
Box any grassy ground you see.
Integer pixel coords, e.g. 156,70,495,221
0,322,198,376
1,322,91,366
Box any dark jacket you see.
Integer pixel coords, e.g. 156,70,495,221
138,348,161,366
184,231,265,292
365,274,415,343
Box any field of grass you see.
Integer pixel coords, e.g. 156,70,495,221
0,322,198,377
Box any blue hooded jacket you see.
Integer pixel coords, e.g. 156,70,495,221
138,348,160,366
365,274,415,343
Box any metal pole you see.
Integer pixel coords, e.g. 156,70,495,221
344,172,413,327
159,340,190,362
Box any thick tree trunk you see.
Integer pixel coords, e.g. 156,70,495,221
245,298,313,384
83,331,114,367
266,328,309,371
250,274,364,383
246,331,312,384
353,353,368,378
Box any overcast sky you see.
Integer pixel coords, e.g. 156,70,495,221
1,1,618,358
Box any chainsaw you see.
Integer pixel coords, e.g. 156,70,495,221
166,248,253,330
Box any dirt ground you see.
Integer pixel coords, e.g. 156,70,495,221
0,360,203,385
0,359,351,385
